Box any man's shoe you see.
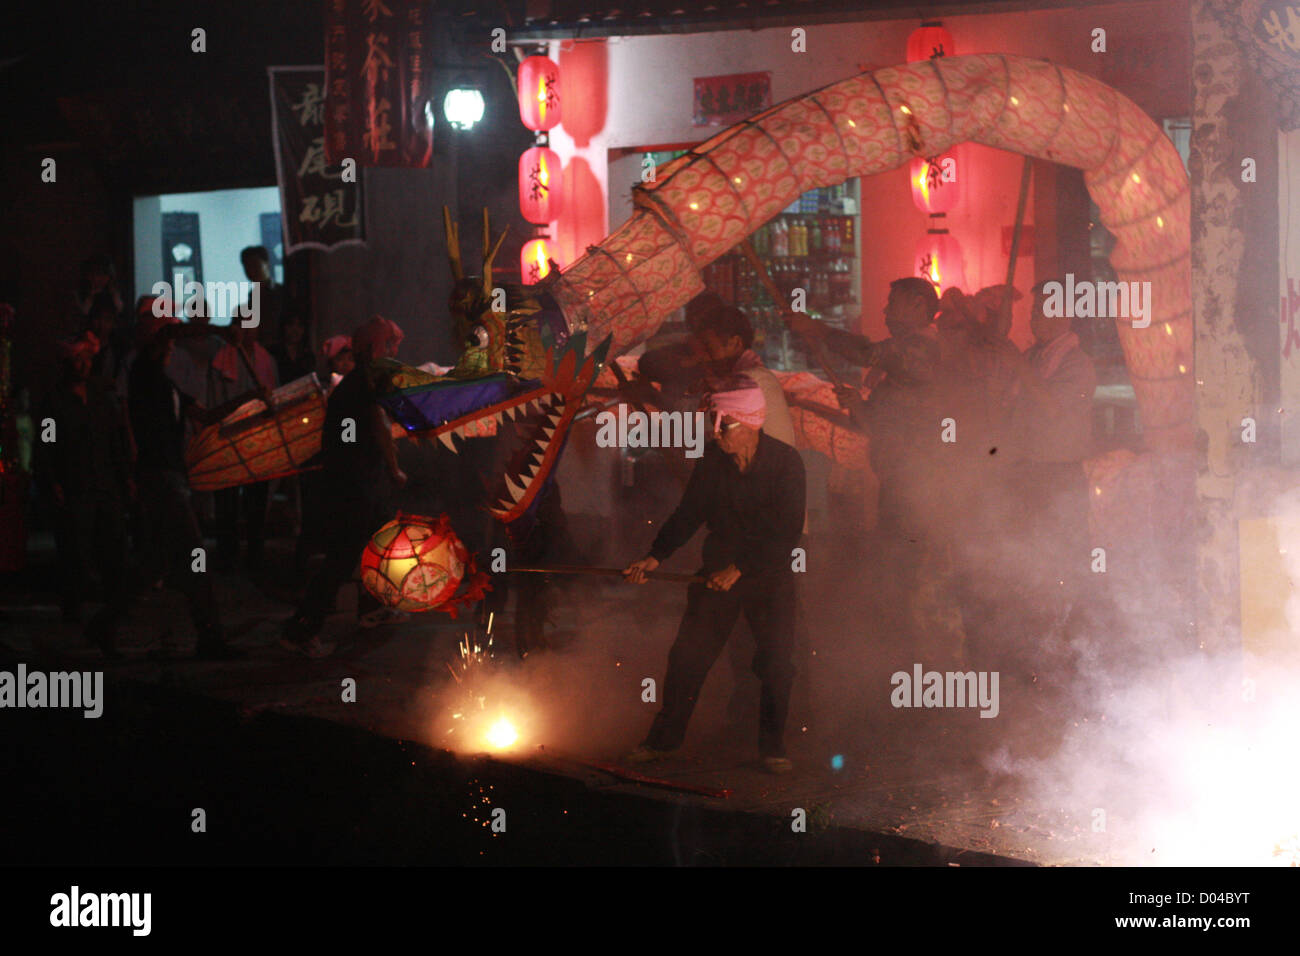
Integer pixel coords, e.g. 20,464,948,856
762,756,793,775
196,642,248,661
279,635,335,659
625,744,676,765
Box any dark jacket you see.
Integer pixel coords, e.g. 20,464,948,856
37,376,131,498
128,354,194,474
321,365,393,503
650,431,805,577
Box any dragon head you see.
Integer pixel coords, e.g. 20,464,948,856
374,208,609,526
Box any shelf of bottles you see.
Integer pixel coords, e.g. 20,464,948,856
701,180,860,371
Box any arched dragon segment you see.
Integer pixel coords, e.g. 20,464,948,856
546,53,1192,449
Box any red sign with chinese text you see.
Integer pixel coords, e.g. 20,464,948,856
324,0,434,168
693,72,771,127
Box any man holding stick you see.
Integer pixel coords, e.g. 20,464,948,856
623,380,805,774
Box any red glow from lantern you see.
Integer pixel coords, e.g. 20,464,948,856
915,229,965,294
518,56,561,131
906,23,955,63
519,146,564,224
910,151,961,215
521,238,554,284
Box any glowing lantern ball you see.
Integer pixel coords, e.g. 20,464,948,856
518,55,561,131
361,514,470,612
915,230,966,295
910,151,961,215
521,238,554,285
519,146,563,224
906,22,954,62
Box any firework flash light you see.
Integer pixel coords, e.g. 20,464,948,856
441,616,536,755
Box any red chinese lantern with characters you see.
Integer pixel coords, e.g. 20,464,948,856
360,513,489,616
915,229,965,295
906,22,954,62
518,56,561,131
518,146,564,224
521,238,554,285
910,151,961,215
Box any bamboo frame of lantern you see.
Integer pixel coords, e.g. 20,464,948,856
544,53,1192,450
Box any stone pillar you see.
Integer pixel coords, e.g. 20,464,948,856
1190,0,1279,655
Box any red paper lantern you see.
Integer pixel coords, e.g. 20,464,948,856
518,146,564,224
360,513,473,613
915,229,965,295
518,56,561,131
521,238,554,285
906,22,954,63
910,151,961,215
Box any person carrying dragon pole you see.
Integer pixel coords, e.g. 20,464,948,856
280,315,409,658
623,379,805,774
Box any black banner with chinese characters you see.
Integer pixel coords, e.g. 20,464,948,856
324,0,434,168
269,67,365,254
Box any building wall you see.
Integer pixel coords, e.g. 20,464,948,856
131,187,280,324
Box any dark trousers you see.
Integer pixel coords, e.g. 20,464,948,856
137,468,222,645
55,490,128,629
645,573,797,757
293,494,387,634
214,481,269,566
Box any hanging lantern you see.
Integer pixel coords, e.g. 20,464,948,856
915,229,965,295
521,238,554,285
518,55,561,131
906,22,955,63
518,146,564,224
360,513,489,615
910,151,961,215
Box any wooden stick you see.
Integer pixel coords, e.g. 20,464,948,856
509,564,702,584
1003,156,1034,326
540,748,732,799
736,238,846,389
787,395,864,432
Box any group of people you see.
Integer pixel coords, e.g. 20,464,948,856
36,249,355,658
618,277,1096,772
37,252,1097,770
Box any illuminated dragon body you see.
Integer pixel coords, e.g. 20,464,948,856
543,52,1191,464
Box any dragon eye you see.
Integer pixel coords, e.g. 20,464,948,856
469,325,490,348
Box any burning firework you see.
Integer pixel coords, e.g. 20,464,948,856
442,614,529,754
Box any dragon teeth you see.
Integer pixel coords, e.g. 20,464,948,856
438,431,457,452
505,474,528,502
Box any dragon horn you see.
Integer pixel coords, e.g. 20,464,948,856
482,220,510,298
443,206,463,282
